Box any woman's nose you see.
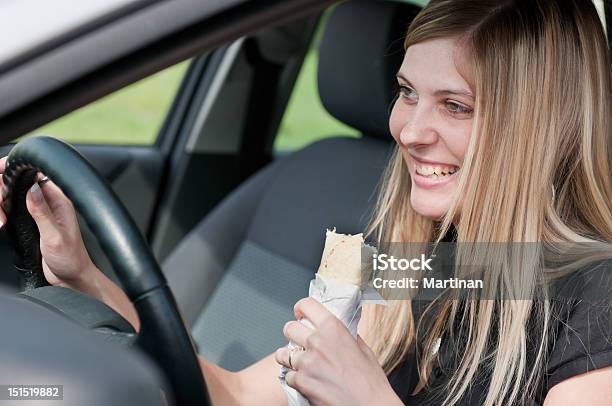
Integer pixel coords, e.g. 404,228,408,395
399,106,438,147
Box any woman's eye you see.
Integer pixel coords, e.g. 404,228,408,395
445,101,473,116
397,85,417,102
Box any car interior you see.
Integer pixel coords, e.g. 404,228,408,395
163,0,420,371
0,0,609,405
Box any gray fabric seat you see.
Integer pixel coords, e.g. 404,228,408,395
162,0,420,371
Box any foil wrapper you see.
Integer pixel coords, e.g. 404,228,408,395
278,274,385,406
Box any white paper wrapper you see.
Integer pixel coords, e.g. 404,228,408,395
278,274,385,406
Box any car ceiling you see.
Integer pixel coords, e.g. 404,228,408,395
0,0,152,66
0,0,338,144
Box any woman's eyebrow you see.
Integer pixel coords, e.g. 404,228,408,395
434,89,474,99
396,72,473,99
395,72,411,84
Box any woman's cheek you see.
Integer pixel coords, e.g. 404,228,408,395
437,119,472,161
389,101,406,143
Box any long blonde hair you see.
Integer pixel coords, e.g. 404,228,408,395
366,0,612,404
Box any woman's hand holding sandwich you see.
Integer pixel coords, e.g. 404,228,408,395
275,297,402,406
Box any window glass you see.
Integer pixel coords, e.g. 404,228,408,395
28,61,189,145
274,22,359,152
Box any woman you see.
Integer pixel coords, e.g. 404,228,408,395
1,0,611,404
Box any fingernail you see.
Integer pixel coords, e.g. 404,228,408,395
0,220,4,229
30,183,43,203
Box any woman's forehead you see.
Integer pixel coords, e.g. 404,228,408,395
400,38,474,95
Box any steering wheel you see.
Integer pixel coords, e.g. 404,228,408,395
1,136,210,406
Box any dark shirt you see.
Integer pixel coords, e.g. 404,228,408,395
386,261,612,405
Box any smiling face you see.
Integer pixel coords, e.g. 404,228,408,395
389,37,474,220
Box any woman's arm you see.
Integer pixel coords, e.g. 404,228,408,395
69,265,140,331
71,278,390,406
200,353,286,406
69,268,394,406
544,367,612,405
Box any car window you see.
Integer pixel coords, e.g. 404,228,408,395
26,61,189,145
274,2,430,153
273,20,359,152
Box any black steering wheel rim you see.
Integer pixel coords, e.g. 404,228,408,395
2,136,210,406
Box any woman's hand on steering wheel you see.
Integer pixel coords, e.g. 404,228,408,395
275,297,403,406
0,156,98,290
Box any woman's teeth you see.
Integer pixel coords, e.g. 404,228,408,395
414,163,459,178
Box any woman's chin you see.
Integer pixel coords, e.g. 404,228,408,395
410,191,450,220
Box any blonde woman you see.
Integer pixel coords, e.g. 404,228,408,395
1,0,611,404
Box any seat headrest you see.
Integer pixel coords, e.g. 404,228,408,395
317,0,421,140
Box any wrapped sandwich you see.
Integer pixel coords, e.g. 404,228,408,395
279,228,379,406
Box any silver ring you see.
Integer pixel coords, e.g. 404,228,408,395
288,348,295,369
38,176,50,186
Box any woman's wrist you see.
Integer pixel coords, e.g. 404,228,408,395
60,263,141,332
356,382,403,406
48,260,101,292
372,386,404,406
57,261,104,296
